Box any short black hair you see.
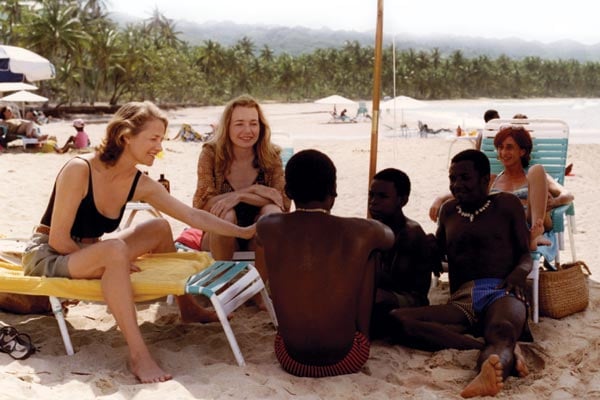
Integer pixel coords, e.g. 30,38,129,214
285,149,337,203
483,109,500,122
373,168,410,197
451,149,490,178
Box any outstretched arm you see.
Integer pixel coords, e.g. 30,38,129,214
142,179,255,240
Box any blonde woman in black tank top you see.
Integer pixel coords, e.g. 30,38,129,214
22,102,255,384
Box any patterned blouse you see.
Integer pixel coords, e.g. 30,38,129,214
192,143,290,211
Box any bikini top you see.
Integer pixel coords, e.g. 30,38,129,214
41,157,141,238
489,170,528,201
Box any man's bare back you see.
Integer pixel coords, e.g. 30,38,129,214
258,211,392,364
256,149,393,375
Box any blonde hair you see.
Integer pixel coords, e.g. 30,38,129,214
98,101,168,166
208,94,281,176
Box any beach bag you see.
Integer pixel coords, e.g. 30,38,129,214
539,261,591,319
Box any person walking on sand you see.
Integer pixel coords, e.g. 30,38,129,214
390,149,531,398
22,101,255,384
256,149,394,377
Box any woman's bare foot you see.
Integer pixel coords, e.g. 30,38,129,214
129,352,172,383
176,294,220,323
250,293,268,311
514,344,529,377
529,219,550,250
460,354,504,398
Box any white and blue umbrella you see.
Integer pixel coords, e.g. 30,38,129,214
0,45,55,82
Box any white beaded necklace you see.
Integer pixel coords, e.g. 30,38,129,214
295,208,329,214
456,200,491,222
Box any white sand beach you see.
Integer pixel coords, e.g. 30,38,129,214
0,99,599,399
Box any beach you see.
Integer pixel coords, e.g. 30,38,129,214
0,99,599,399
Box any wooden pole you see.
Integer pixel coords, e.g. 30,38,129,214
368,0,384,214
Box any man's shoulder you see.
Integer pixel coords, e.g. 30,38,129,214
490,192,522,208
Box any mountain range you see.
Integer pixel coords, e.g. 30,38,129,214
110,13,600,62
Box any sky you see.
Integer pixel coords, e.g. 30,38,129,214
108,0,600,45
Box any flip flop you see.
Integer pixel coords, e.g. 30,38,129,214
0,326,36,360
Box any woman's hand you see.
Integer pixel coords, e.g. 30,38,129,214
240,224,256,239
210,194,240,218
129,263,141,274
251,184,284,209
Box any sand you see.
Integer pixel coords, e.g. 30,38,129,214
0,101,599,399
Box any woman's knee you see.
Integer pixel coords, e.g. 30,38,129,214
527,164,546,181
224,209,238,223
101,238,130,264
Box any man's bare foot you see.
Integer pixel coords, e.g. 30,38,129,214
176,295,220,323
514,344,529,377
129,353,172,383
529,219,550,250
460,354,504,398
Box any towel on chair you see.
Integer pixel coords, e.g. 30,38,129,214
0,251,214,302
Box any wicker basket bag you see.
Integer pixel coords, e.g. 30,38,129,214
539,261,591,319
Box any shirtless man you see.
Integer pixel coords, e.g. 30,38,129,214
390,149,531,398
256,149,394,377
368,168,441,338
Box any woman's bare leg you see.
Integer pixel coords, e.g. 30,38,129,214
208,209,237,260
527,164,551,250
67,237,171,383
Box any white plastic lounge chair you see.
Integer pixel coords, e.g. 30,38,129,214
0,246,277,366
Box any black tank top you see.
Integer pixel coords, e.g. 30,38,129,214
40,157,142,238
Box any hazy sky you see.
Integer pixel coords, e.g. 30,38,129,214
108,0,599,45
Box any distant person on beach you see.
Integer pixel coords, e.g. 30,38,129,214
55,118,90,153
476,109,501,149
391,149,531,398
368,168,441,338
193,94,290,290
484,109,500,123
256,149,394,377
22,101,255,383
0,105,48,143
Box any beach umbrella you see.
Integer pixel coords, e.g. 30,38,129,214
381,95,428,128
0,90,48,115
0,45,55,82
315,95,358,118
314,95,357,106
0,82,38,92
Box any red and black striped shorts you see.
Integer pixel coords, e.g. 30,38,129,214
274,331,370,377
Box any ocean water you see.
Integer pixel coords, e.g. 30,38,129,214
388,98,600,144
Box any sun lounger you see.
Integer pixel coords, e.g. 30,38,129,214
0,249,277,366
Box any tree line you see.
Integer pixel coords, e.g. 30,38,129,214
2,0,600,109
